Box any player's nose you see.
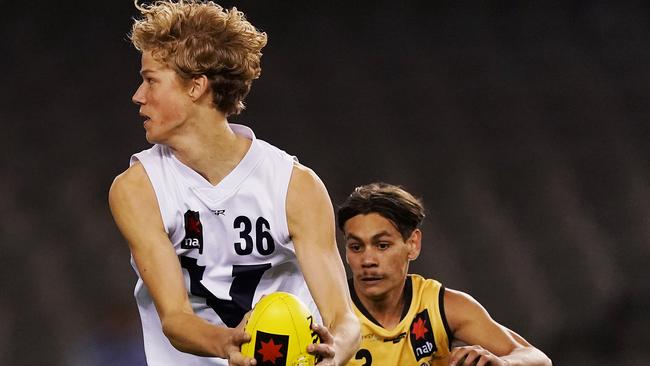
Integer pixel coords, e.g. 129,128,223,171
132,83,146,105
360,251,379,267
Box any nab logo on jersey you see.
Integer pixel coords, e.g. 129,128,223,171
253,330,288,365
409,310,436,360
182,210,204,254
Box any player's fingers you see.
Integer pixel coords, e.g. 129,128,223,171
228,351,256,366
462,351,481,366
314,358,335,366
313,347,336,366
452,354,470,366
227,330,251,350
475,356,493,366
308,342,335,357
448,347,470,366
311,323,334,344
236,311,253,329
235,332,251,344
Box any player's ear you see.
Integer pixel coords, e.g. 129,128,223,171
406,229,421,261
188,74,210,101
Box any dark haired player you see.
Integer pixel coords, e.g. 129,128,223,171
338,183,551,366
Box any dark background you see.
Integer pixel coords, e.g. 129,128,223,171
2,1,649,365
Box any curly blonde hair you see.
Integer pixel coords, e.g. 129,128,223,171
130,0,267,116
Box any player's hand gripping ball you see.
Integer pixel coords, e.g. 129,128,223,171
241,292,320,366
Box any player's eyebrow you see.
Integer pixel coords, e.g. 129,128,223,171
371,231,393,241
139,69,156,76
345,231,393,242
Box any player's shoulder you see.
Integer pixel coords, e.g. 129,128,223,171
286,162,333,224
443,287,480,309
109,161,153,205
111,161,148,190
288,161,327,197
442,287,490,328
290,161,318,180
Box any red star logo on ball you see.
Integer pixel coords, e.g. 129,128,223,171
257,338,284,363
411,317,429,340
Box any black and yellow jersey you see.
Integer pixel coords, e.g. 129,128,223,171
346,274,452,366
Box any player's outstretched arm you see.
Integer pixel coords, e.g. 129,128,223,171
286,163,361,366
445,289,551,366
109,162,256,366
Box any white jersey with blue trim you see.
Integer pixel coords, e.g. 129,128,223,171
129,124,320,366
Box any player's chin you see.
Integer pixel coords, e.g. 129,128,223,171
144,129,166,145
358,283,386,299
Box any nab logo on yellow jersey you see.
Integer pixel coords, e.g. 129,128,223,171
409,310,436,360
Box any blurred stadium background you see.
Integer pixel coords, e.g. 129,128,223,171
1,1,648,365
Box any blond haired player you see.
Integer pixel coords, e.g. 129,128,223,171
108,1,359,365
338,183,551,366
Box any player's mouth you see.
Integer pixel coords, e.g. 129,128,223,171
140,112,151,125
359,275,383,285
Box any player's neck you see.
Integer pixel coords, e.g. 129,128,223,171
168,112,252,185
359,282,407,330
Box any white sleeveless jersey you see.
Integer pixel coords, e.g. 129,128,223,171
129,124,320,366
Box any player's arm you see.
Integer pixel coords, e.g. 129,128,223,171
445,289,551,366
109,162,254,365
286,163,361,365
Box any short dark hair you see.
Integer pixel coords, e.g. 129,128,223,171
337,182,425,240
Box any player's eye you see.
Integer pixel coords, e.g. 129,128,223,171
347,243,362,252
141,76,155,85
377,242,390,250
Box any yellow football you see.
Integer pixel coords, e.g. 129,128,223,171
241,292,320,366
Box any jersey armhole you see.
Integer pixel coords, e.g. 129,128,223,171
278,155,298,243
130,155,171,235
439,285,453,350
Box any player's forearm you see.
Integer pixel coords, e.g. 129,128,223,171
501,346,552,366
161,312,230,358
331,312,361,365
